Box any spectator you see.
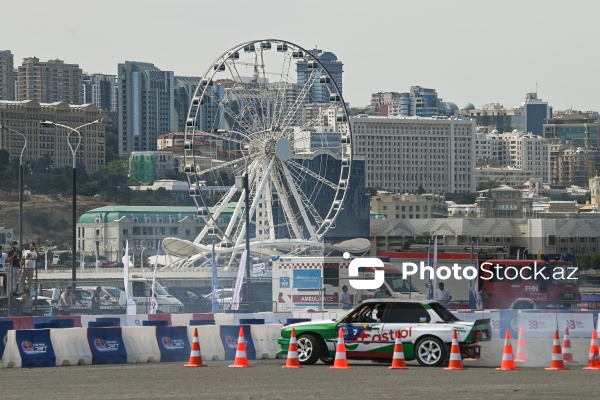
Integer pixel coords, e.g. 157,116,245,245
20,288,34,316
7,241,22,295
91,286,102,314
373,286,387,299
59,285,85,315
436,282,452,307
19,242,38,294
340,285,352,310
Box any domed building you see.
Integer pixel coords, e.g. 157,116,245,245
462,103,476,111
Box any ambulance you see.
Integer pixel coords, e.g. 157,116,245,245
272,256,426,311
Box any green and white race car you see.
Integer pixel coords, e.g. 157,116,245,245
278,299,491,366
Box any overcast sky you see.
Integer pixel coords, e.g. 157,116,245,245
2,0,598,111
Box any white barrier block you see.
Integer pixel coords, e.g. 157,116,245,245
188,325,224,361
1,330,21,368
250,324,283,359
123,315,147,327
122,326,160,363
50,327,93,366
258,312,293,324
213,313,235,326
80,315,96,328
171,313,194,327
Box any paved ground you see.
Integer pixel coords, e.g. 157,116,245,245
2,358,598,400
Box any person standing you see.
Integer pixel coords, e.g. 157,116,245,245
7,240,22,295
91,286,102,314
436,282,453,307
373,286,387,299
0,245,7,272
340,285,352,310
19,242,38,294
59,285,85,315
20,288,34,316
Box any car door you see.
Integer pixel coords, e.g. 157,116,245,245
379,302,431,358
337,302,386,359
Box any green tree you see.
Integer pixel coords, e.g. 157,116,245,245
477,180,502,191
453,192,476,204
591,254,600,270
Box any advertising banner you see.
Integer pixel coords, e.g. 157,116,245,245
156,326,191,362
87,327,127,364
293,269,321,289
519,311,594,338
220,325,256,360
15,329,56,367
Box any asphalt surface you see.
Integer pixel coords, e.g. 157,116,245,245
2,358,599,400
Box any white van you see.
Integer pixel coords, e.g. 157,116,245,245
126,277,183,314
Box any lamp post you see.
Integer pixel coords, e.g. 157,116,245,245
214,129,252,278
39,119,102,287
0,124,26,310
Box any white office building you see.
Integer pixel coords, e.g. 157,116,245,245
352,116,476,193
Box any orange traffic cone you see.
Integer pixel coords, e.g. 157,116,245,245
496,330,520,371
229,327,253,368
389,331,409,370
515,325,529,362
444,329,467,370
562,327,577,363
582,328,600,370
545,329,569,370
283,328,302,369
184,327,207,367
330,328,351,369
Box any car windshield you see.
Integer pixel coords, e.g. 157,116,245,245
104,288,120,298
430,302,459,322
385,276,420,292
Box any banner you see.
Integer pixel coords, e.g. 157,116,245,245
468,242,476,309
156,326,191,362
426,239,433,300
16,329,56,368
150,245,159,314
87,327,127,364
122,241,137,315
211,241,219,313
230,250,247,311
432,237,438,301
220,325,256,360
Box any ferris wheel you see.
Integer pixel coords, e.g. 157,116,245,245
163,39,352,265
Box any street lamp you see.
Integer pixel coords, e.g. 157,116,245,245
0,124,26,308
214,129,252,277
39,118,102,287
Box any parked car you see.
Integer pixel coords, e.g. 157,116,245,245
167,287,212,313
278,299,491,367
204,288,235,310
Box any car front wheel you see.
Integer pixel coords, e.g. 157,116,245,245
415,336,447,367
297,334,322,365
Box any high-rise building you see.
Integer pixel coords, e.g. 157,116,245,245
83,73,118,112
118,61,175,154
0,50,15,100
352,116,477,193
17,57,83,104
372,87,451,117
475,130,550,182
296,49,343,103
543,111,600,148
517,93,552,136
0,100,105,172
469,103,524,133
174,76,200,132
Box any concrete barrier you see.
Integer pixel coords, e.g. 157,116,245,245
171,313,194,327
251,324,284,359
122,326,160,363
188,325,224,361
51,327,92,366
1,329,20,367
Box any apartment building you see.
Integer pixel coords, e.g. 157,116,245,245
17,57,83,104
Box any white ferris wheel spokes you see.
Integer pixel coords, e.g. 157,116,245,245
177,39,352,263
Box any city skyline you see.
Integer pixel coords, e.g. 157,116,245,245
1,0,599,112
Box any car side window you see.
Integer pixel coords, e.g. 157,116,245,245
132,282,147,297
385,303,431,323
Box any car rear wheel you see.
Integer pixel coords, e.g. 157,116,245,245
415,336,447,367
297,334,321,365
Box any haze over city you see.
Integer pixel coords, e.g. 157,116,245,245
2,0,598,111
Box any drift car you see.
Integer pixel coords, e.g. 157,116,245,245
278,299,491,366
